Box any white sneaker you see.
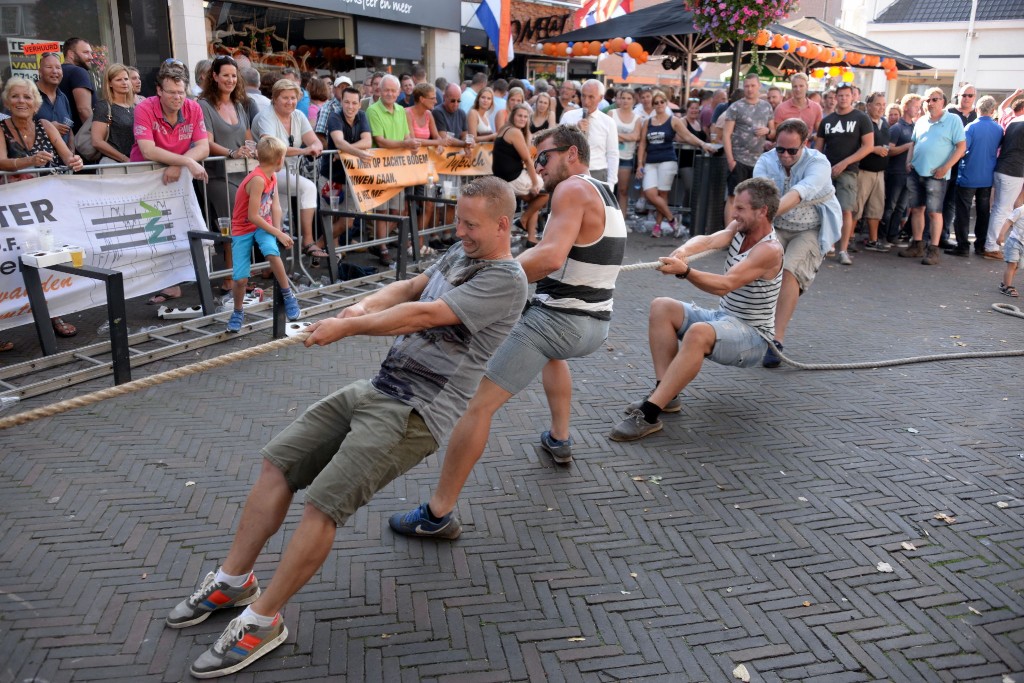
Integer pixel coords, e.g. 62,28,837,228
837,250,853,266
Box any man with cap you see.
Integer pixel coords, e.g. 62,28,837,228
314,75,353,144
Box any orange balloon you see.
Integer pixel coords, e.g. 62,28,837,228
638,52,648,65
771,34,785,49
627,41,643,58
543,43,554,56
576,42,589,56
590,41,601,54
834,48,846,61
755,30,770,46
805,44,820,59
558,42,568,56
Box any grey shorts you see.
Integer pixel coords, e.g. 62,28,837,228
486,303,610,395
678,304,768,368
774,227,823,292
261,380,438,526
834,169,859,212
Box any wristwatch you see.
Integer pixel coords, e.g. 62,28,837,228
675,265,691,280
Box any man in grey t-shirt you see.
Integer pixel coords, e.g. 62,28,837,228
722,73,775,223
167,177,527,679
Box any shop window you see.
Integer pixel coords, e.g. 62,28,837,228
204,1,355,74
0,0,115,83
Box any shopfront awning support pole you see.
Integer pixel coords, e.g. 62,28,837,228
953,0,979,97
729,41,742,96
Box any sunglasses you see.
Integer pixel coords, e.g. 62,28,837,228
213,55,237,66
535,146,570,168
927,97,944,103
962,93,976,98
776,146,802,156
164,58,184,66
653,100,667,105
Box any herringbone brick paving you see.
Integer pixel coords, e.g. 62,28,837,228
2,236,1023,682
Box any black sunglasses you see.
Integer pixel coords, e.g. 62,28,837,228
776,146,801,156
535,146,571,168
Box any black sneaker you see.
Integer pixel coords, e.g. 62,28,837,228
388,503,462,539
762,340,784,368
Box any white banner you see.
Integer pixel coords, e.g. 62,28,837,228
0,169,204,332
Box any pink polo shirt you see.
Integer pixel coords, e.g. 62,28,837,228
130,96,207,162
774,97,823,142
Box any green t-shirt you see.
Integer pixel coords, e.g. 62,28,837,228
367,100,410,145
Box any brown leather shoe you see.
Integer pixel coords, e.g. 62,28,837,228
899,240,924,258
982,250,1004,260
921,243,940,265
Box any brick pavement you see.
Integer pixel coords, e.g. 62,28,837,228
1,237,1023,682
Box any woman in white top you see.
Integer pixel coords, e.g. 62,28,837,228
468,86,497,143
610,88,642,213
252,79,325,263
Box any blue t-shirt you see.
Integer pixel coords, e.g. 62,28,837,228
36,88,73,145
958,116,1003,188
296,88,310,117
911,111,966,180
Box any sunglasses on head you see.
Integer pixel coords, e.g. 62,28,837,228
535,146,570,168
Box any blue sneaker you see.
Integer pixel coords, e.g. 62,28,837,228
388,503,462,540
762,340,783,368
226,310,244,333
283,293,301,321
540,430,573,464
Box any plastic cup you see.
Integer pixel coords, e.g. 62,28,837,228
329,194,340,211
245,140,257,153
217,217,231,236
38,228,54,251
70,247,84,267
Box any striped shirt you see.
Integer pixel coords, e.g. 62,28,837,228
533,175,627,320
719,229,783,337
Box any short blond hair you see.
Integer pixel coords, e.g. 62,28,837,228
2,77,43,112
271,78,302,101
257,136,287,164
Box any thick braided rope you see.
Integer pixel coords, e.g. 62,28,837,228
0,333,310,430
621,253,1024,369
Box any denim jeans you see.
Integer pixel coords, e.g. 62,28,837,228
954,185,991,252
881,172,909,241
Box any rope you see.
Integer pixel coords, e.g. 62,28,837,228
0,332,310,431
620,250,1024,371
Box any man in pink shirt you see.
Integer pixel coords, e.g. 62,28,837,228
773,73,822,147
131,60,209,185
131,59,210,303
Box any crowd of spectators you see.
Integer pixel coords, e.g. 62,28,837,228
2,41,1023,349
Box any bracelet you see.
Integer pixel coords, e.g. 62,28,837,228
675,265,691,280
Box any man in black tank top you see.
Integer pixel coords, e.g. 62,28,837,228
390,125,628,540
610,178,784,442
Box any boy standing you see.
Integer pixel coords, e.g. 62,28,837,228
996,205,1024,297
227,137,301,332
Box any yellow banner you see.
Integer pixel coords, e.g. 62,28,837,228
427,144,494,177
340,144,495,212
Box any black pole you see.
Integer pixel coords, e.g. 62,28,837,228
729,40,742,96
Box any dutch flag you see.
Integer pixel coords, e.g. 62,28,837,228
475,0,514,68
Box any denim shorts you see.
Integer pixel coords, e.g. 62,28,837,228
232,229,281,280
905,170,946,214
486,303,610,395
619,158,634,170
1005,235,1024,265
262,380,438,526
678,303,768,368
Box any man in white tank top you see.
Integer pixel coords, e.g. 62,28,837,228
610,177,784,442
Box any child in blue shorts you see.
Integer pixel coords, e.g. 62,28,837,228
227,136,301,332
996,205,1024,298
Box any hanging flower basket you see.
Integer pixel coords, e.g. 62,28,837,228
684,0,798,43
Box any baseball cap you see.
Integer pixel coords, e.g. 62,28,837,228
334,75,353,88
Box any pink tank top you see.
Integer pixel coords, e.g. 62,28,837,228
411,111,431,139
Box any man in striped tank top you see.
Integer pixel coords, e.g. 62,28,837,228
390,125,627,539
611,177,784,442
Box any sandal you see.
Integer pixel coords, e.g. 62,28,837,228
1000,283,1019,297
51,317,78,337
303,243,329,267
147,287,181,305
0,340,13,352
